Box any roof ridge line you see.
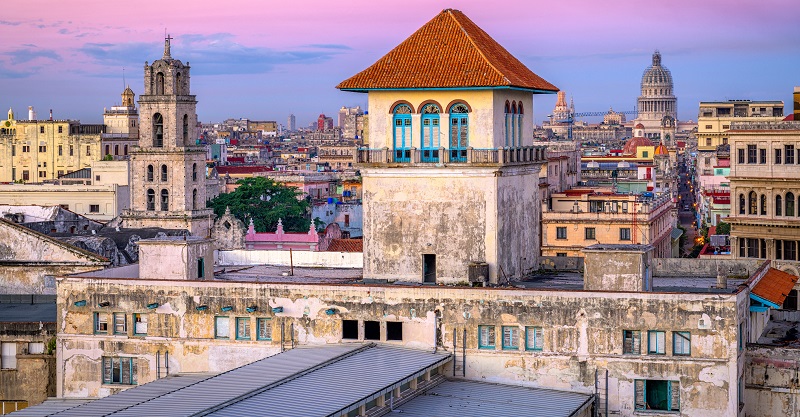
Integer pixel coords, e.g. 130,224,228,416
0,218,108,264
189,343,376,417
447,10,507,86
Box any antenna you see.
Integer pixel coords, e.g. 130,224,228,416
122,67,126,90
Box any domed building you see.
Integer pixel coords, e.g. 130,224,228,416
634,51,677,141
621,123,654,156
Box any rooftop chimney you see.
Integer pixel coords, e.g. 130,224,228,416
49,109,53,121
28,106,35,121
715,265,728,289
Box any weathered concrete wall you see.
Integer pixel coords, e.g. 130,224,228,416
653,258,762,278
362,167,492,283
57,278,744,416
539,256,584,271
0,322,57,406
217,249,362,268
583,246,652,292
495,165,541,280
745,345,800,417
138,238,213,280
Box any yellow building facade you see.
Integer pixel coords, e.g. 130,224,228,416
0,112,103,183
697,100,784,151
541,190,676,258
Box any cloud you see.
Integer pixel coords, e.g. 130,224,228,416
5,47,62,65
306,44,352,50
78,35,350,76
0,20,22,26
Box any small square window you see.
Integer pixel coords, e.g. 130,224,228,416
620,228,631,241
102,357,136,385
257,318,271,340
556,227,567,239
501,326,519,350
364,320,380,341
525,326,543,351
113,313,126,335
386,321,403,341
236,317,251,340
342,319,358,340
648,330,666,355
623,330,641,354
89,204,100,213
585,227,596,240
133,313,147,335
215,316,230,339
478,325,495,349
27,342,45,354
635,379,680,411
94,312,108,334
673,331,691,356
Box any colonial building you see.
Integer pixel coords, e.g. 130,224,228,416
697,100,784,152
101,86,139,160
338,9,555,283
119,37,214,236
541,189,676,258
634,51,677,142
727,120,800,278
0,109,103,183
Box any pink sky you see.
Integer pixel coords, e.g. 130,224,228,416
1,0,798,125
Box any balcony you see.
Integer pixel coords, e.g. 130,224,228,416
356,146,547,166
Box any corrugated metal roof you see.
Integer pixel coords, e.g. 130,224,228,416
206,344,451,417
393,379,593,417
0,302,56,323
7,399,92,416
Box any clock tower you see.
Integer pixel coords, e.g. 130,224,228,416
121,36,214,236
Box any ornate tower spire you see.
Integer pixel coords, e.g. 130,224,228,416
163,33,173,59
652,50,661,66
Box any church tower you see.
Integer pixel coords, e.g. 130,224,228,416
121,36,213,236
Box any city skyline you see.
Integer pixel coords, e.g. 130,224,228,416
1,0,798,126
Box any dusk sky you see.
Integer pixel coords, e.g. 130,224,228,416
1,0,798,127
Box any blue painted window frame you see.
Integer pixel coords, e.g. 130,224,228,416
392,104,412,162
420,104,440,162
673,331,691,356
133,313,147,336
501,326,519,350
634,379,680,412
102,356,136,385
94,312,108,334
525,326,543,351
236,317,251,340
257,318,272,341
478,325,495,349
449,103,469,162
647,330,666,355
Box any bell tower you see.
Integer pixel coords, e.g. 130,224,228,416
120,35,214,236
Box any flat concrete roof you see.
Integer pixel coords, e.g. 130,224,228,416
517,271,746,294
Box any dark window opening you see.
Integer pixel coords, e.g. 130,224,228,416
423,254,436,283
784,289,798,310
342,320,358,339
386,321,403,341
364,321,380,341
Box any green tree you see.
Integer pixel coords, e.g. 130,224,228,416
715,221,731,235
208,177,313,233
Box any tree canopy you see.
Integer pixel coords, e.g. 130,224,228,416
208,177,313,233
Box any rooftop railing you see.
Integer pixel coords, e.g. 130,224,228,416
356,146,547,166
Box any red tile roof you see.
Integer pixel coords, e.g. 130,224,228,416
336,9,557,92
325,238,363,252
752,268,799,307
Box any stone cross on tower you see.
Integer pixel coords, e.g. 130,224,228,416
163,33,173,59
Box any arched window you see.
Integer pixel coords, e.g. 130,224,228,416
183,114,189,145
146,189,155,211
511,102,518,148
192,188,198,210
504,101,511,147
161,164,168,182
788,192,796,217
776,195,783,216
392,104,412,162
449,103,469,162
192,163,198,181
160,189,169,211
114,145,119,156
760,194,767,216
155,72,165,95
146,165,154,182
176,72,182,94
748,191,757,215
517,103,524,146
153,113,164,147
738,194,745,215
420,103,440,162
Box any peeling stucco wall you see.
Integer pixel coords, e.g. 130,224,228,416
57,278,744,415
